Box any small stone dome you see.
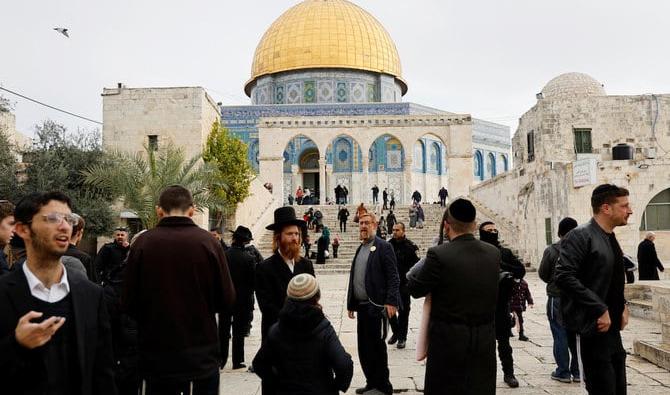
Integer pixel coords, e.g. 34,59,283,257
540,72,606,99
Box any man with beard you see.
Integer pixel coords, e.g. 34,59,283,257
255,206,315,342
0,192,117,395
387,222,420,349
0,200,16,276
479,221,526,388
408,199,499,394
555,184,632,394
347,212,400,395
94,226,130,284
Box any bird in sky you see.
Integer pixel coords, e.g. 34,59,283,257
53,27,69,38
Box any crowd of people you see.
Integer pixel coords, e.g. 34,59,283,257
0,182,665,395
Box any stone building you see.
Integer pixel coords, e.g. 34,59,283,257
101,0,511,221
471,72,670,265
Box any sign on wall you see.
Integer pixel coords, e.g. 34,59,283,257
573,158,598,188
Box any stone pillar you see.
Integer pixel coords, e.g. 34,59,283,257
403,159,413,205
291,165,300,195
319,157,326,204
361,154,369,204
326,164,334,203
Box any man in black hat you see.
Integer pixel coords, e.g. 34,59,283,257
220,226,256,370
408,199,500,394
479,220,526,388
256,207,315,342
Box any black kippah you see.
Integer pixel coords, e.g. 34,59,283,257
448,198,476,222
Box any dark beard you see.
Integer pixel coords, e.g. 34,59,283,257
30,229,66,262
280,239,301,260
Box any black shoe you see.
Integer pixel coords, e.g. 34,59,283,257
397,340,406,349
504,374,519,388
355,385,372,394
519,334,529,341
232,363,246,370
387,334,397,345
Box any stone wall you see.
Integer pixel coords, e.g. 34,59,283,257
232,177,278,243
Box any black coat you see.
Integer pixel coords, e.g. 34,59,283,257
253,301,353,395
538,242,561,297
316,236,329,264
407,234,499,394
95,242,129,284
346,236,401,310
255,254,315,338
388,237,420,294
225,245,257,313
637,239,665,280
0,267,117,395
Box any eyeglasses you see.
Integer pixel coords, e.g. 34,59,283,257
35,213,79,227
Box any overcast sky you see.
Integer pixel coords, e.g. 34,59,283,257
3,0,670,138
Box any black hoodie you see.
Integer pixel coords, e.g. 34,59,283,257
252,300,353,395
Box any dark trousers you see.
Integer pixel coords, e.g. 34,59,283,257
383,199,388,210
496,332,514,375
356,303,393,394
439,197,446,207
340,219,347,232
373,193,378,203
219,311,247,368
332,244,339,258
579,331,627,395
511,307,525,334
547,296,579,378
389,292,411,341
144,370,219,395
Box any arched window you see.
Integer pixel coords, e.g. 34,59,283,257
474,151,483,180
502,154,509,172
414,141,425,172
487,153,497,177
429,142,440,173
333,137,353,172
641,188,670,230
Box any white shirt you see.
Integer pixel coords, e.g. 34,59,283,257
23,262,70,303
279,252,295,273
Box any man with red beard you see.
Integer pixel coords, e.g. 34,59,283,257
255,207,315,342
0,191,116,395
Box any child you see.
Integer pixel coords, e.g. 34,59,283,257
510,278,534,341
332,234,340,258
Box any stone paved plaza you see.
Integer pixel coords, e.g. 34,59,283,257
220,272,670,394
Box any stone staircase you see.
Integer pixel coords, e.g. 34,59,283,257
253,202,519,275
627,281,670,369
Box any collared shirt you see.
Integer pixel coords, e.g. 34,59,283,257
279,251,295,273
23,262,70,303
353,237,375,301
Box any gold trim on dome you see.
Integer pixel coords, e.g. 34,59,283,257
245,0,406,96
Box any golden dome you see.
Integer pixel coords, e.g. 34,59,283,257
245,0,406,96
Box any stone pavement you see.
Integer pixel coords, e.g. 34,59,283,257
219,272,670,394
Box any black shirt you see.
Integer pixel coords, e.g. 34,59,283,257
606,233,625,332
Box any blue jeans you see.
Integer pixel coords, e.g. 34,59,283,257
547,296,579,378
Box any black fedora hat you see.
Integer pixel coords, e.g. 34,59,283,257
230,225,253,241
266,206,306,231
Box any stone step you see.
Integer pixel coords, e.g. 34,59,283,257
634,340,670,370
629,299,656,321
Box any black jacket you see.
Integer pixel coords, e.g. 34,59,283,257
66,244,97,283
255,254,315,334
347,236,401,310
253,301,353,395
0,250,9,277
388,237,420,293
483,241,525,334
225,245,256,314
637,239,665,280
555,218,626,336
538,242,561,297
0,267,117,395
337,208,349,221
95,242,129,284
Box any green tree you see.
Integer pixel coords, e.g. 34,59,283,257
203,121,254,211
0,128,21,202
83,144,226,229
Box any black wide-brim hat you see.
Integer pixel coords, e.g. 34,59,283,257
229,225,253,241
266,206,306,231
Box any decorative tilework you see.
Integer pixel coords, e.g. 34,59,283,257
336,82,348,102
304,81,316,103
367,83,376,102
351,82,365,103
275,85,285,104
317,81,334,103
287,83,301,104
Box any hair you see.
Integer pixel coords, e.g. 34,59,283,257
0,200,15,221
395,222,405,231
478,221,495,232
14,192,72,225
71,214,85,237
557,217,579,238
210,227,222,234
591,184,629,213
159,185,194,213
359,212,377,224
114,226,128,233
447,209,476,234
646,231,656,240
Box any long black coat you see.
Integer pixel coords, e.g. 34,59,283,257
253,300,353,395
255,253,314,339
225,245,256,313
637,239,665,280
0,267,117,395
408,234,500,395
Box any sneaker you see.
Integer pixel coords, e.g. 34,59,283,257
572,375,581,383
397,340,406,349
550,371,572,383
519,334,529,341
504,374,519,388
387,334,398,345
